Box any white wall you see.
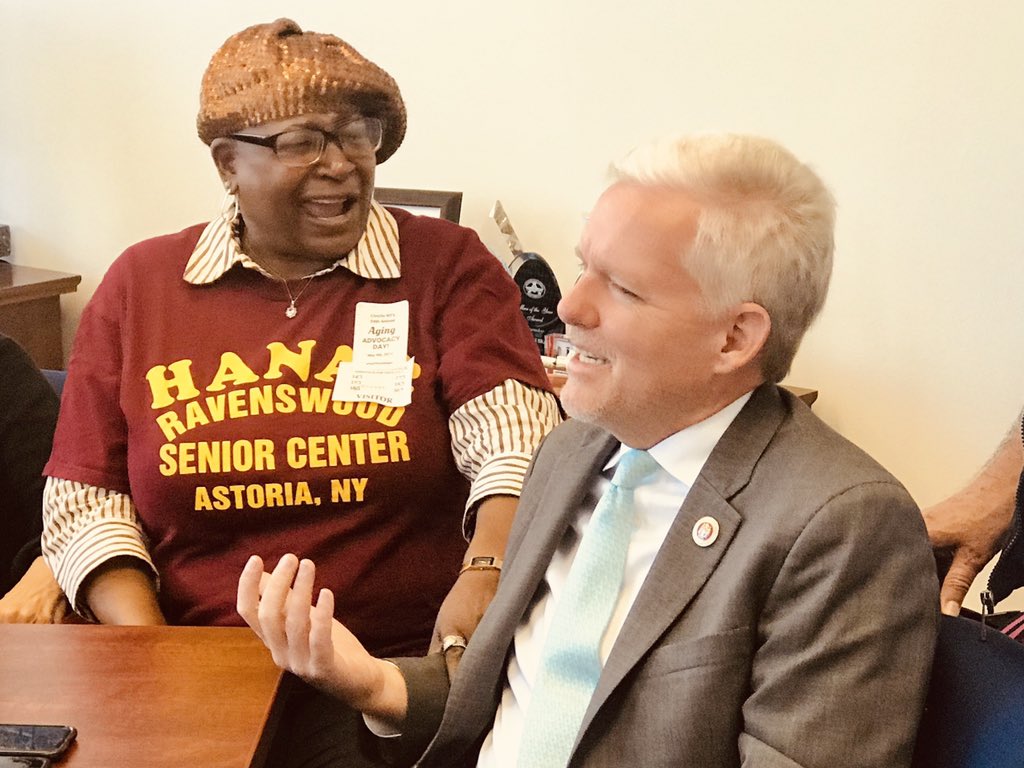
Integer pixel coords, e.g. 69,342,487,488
2,1,1023,606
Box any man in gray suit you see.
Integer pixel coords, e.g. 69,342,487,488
238,133,939,767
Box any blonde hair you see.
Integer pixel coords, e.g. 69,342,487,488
611,134,835,382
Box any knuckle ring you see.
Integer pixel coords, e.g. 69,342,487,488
441,634,468,653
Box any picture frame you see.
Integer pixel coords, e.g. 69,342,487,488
374,188,463,223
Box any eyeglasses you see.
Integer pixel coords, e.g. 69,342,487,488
230,117,383,167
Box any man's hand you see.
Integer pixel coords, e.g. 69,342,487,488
236,554,408,722
923,494,1014,616
0,556,68,623
922,421,1023,615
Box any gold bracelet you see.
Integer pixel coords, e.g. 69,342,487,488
459,556,503,575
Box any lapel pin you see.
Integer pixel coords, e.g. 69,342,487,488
692,516,720,547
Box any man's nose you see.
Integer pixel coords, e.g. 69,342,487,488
558,276,596,328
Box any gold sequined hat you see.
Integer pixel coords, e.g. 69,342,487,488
197,18,406,163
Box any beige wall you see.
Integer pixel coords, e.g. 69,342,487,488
2,1,1023,606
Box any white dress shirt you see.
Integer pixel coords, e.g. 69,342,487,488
476,392,751,767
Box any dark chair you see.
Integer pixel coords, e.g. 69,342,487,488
911,614,1024,767
41,369,66,398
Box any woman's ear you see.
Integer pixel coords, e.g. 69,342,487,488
713,302,771,375
210,138,238,189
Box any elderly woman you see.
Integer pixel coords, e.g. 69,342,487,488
42,19,558,660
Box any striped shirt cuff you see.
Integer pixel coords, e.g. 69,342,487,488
449,379,562,536
42,477,156,620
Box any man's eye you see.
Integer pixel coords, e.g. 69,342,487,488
612,282,640,300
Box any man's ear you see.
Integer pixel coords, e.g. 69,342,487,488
713,302,771,374
210,138,238,189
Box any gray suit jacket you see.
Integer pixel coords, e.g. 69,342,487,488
392,384,939,767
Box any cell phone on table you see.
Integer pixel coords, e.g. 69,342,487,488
0,724,76,759
0,756,51,768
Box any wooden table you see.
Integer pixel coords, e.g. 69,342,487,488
0,260,81,369
0,625,284,768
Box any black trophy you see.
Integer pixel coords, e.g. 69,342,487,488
490,201,565,356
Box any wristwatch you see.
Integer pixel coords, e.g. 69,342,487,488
459,556,503,575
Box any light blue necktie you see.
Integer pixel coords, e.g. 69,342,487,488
517,448,660,768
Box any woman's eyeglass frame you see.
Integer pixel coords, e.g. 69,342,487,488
229,117,383,167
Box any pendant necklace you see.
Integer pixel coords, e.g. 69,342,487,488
260,264,318,318
281,276,315,318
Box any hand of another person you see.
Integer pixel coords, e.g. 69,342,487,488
923,495,1014,616
923,422,1023,616
0,556,68,623
237,554,408,722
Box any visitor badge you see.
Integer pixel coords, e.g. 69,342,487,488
333,301,413,406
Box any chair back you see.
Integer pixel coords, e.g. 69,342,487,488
911,614,1024,767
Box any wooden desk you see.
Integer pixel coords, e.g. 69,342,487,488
0,260,81,369
0,625,284,768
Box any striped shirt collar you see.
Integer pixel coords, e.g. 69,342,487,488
182,199,401,284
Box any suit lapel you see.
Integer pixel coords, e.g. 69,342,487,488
488,427,620,659
578,384,789,739
582,482,740,732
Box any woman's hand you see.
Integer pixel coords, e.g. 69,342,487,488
430,568,498,680
431,568,500,650
0,556,68,623
428,499,516,655
236,554,408,722
428,495,517,674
